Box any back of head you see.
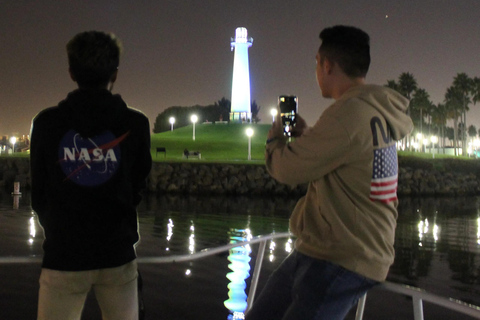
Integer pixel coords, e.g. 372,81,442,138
67,31,122,88
319,25,370,78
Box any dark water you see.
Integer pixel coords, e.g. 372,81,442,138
0,192,479,319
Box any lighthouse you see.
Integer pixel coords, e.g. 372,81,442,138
230,27,253,122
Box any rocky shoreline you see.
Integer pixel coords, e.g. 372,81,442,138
2,157,480,197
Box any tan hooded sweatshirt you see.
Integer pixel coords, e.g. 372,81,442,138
266,84,413,281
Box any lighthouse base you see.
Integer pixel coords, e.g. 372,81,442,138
229,112,252,123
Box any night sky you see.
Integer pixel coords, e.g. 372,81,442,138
1,1,480,137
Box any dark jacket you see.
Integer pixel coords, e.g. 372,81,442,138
30,89,152,271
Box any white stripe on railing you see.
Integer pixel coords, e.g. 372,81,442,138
1,232,480,319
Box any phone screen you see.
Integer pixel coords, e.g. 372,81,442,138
278,95,298,137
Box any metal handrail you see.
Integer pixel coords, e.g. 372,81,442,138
1,232,480,319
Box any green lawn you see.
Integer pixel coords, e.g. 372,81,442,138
150,123,271,163
4,124,474,165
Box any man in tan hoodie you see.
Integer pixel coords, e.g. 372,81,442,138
246,26,413,320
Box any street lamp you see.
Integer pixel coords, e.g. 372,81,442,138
169,117,175,131
9,136,16,154
246,128,254,160
416,133,423,152
423,138,429,154
270,108,277,123
191,115,198,141
430,136,438,158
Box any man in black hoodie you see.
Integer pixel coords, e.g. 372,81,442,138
30,31,152,320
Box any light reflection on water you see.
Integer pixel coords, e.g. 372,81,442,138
138,194,480,308
2,192,480,316
224,228,252,320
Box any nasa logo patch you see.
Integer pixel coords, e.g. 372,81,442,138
58,130,125,186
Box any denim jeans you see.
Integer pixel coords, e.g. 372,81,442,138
246,251,378,320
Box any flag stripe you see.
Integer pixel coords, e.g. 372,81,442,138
370,144,398,203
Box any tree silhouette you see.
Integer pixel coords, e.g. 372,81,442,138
445,86,464,155
453,73,474,155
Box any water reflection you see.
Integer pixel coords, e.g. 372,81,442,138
2,192,480,315
137,195,480,307
393,197,480,298
224,228,252,320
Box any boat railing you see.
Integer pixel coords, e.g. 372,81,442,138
1,232,480,320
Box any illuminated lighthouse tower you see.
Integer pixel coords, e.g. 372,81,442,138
230,27,253,122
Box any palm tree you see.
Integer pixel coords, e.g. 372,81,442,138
472,77,480,104
445,86,464,156
398,73,418,150
431,103,448,153
398,72,418,101
385,80,399,91
468,125,477,139
452,73,473,155
410,88,433,140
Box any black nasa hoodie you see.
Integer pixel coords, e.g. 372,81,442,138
30,89,152,271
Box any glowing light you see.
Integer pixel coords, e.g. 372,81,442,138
185,269,191,276
269,240,276,262
224,228,252,318
477,217,480,245
270,108,277,122
29,217,36,238
191,115,198,141
169,117,175,131
9,136,16,153
285,238,293,253
166,218,174,241
189,221,195,254
269,241,276,251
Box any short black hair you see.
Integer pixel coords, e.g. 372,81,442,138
319,25,370,78
67,31,122,88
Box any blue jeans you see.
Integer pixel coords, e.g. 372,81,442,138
246,251,378,320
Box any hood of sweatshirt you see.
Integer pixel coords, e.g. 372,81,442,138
342,84,413,141
58,89,129,138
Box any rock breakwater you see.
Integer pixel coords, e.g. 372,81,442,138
3,157,480,197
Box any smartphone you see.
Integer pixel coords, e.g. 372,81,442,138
278,95,298,137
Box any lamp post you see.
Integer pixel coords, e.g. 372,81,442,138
9,136,16,154
191,115,198,141
169,117,175,131
246,128,254,160
416,133,423,152
430,136,438,158
474,139,480,158
423,138,429,154
270,108,277,123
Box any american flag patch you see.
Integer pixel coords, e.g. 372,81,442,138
370,144,398,202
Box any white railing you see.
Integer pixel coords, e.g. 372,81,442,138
1,232,480,319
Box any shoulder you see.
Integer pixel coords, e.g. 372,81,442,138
126,106,150,125
32,106,62,126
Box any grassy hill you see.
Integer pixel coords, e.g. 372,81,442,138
151,123,271,163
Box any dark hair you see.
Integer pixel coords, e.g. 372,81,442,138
67,31,122,88
319,25,370,78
